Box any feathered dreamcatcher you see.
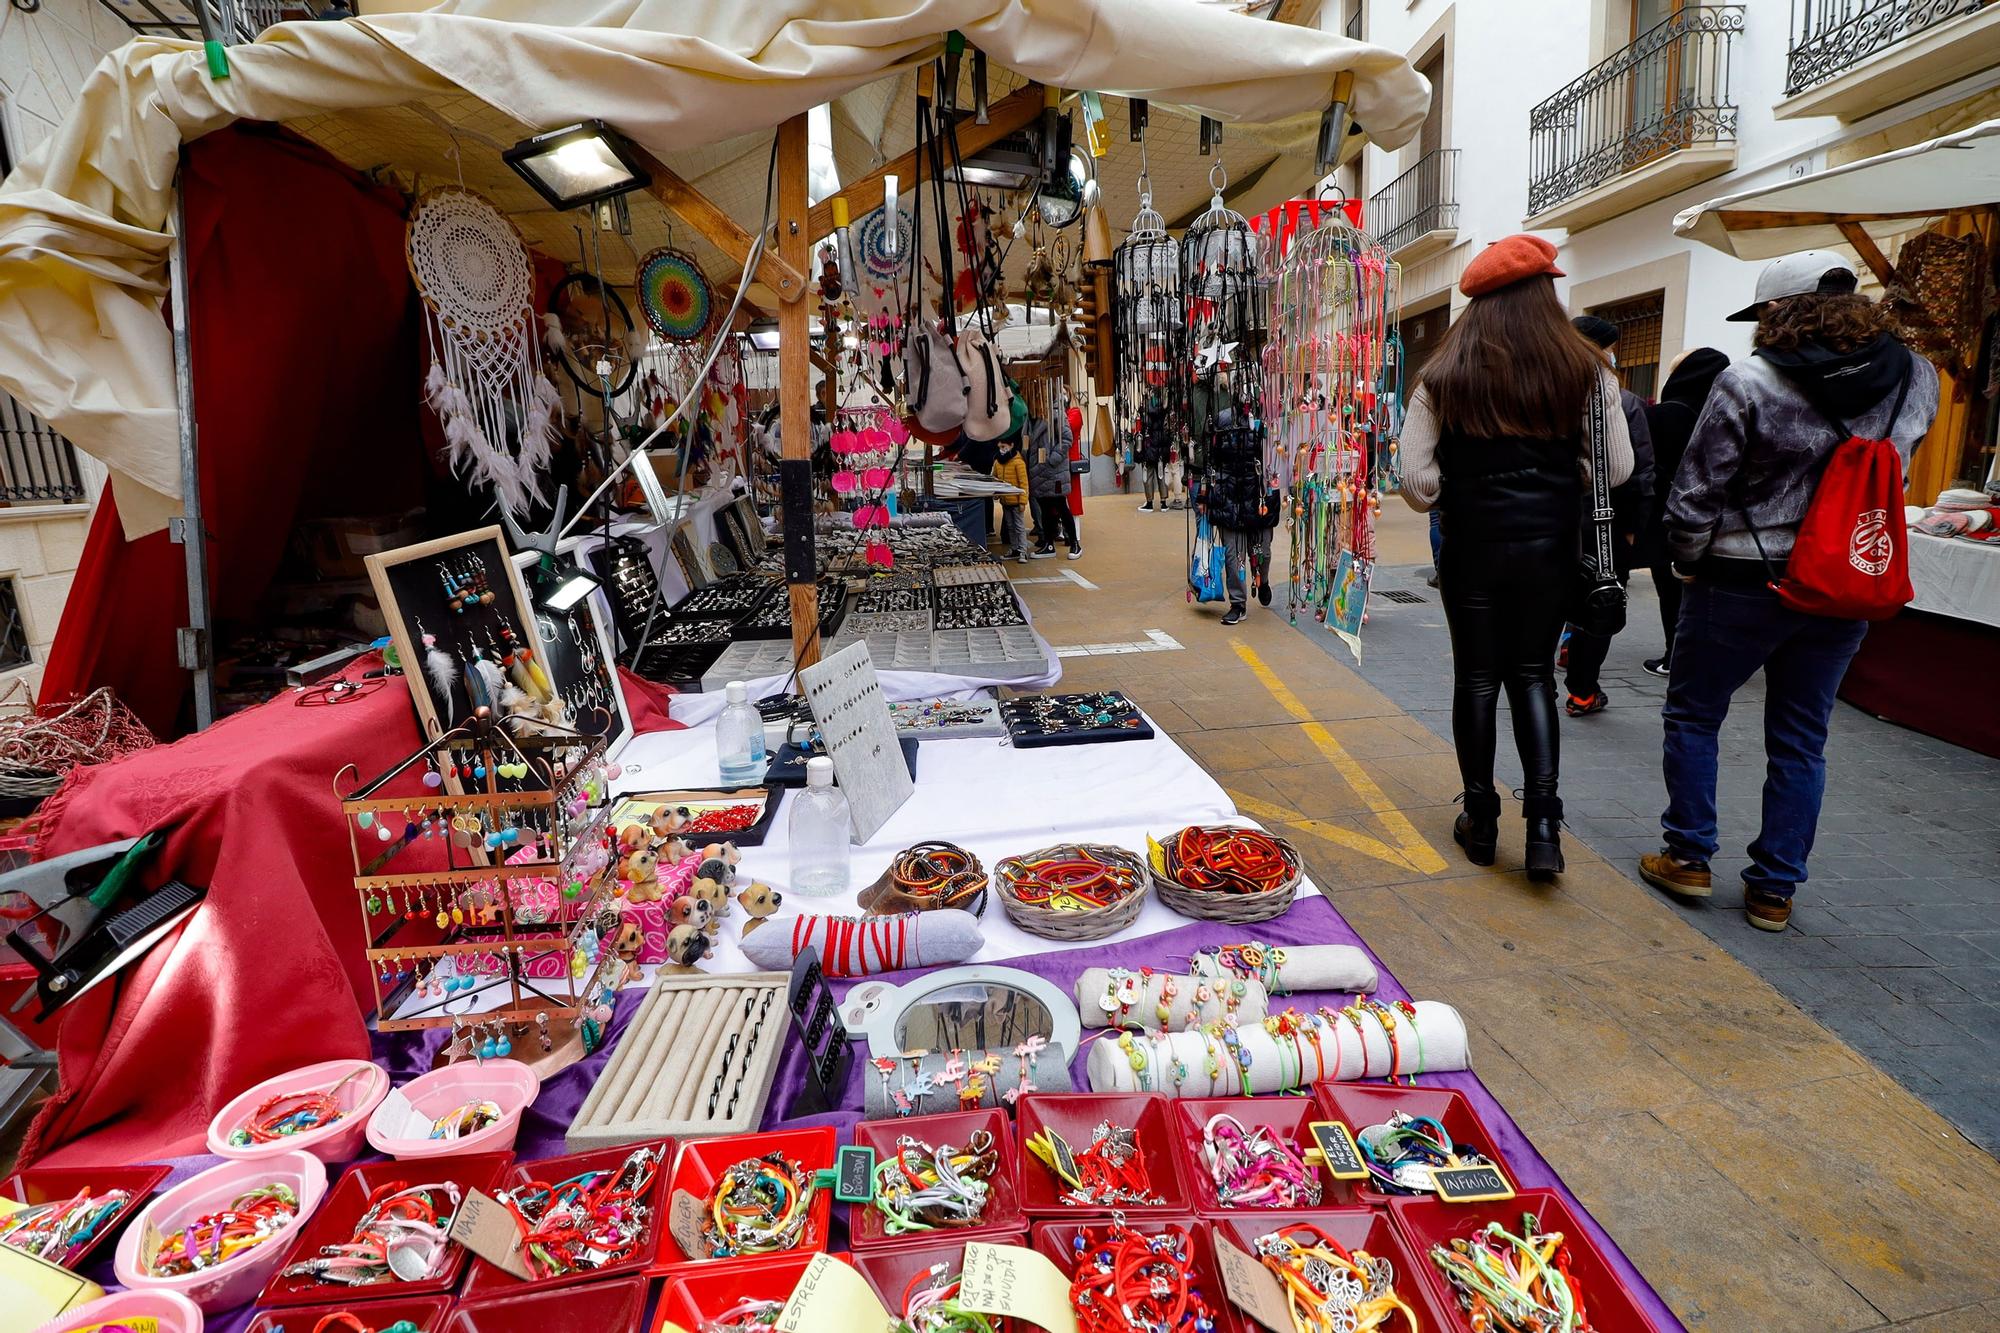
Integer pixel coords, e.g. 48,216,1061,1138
637,245,714,344
406,187,559,517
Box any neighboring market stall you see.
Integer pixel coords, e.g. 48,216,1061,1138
1,7,1686,1333
1676,122,2000,755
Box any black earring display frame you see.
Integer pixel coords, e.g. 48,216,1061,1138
366,525,547,740
511,547,635,759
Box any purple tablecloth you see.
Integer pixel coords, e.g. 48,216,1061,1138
94,895,1685,1333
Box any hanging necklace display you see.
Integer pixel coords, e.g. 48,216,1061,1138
406,186,560,517
1112,134,1184,500
1261,197,1399,658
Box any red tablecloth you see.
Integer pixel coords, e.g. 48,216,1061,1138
22,665,678,1166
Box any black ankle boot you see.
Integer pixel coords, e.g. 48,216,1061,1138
1523,796,1565,881
1453,790,1501,867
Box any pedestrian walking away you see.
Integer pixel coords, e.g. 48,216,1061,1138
1640,346,1732,676
1025,407,1078,559
1643,251,1939,933
1561,314,1657,717
1398,234,1633,880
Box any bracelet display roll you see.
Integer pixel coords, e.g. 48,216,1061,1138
1188,942,1379,996
1083,1002,1470,1096
1074,966,1271,1032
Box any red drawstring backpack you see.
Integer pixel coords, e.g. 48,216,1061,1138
1750,358,1915,620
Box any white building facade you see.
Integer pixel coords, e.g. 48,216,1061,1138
1330,0,2000,481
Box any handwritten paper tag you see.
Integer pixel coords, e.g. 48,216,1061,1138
958,1241,1080,1333
445,1188,532,1279
777,1251,891,1333
1212,1233,1293,1333
667,1188,708,1262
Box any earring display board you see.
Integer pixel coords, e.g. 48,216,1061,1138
1000,691,1155,748
798,641,914,843
511,548,633,760
367,527,552,739
565,971,790,1149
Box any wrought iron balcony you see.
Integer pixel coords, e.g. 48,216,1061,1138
1787,0,1989,95
1369,149,1459,256
0,396,88,506
1528,5,1744,218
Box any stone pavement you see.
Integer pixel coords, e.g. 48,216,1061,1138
1016,494,2000,1331
1322,504,2000,1158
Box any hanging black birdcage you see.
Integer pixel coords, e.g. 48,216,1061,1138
1180,163,1265,415
1111,187,1185,467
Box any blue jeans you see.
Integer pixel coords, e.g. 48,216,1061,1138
1660,581,1867,900
1428,510,1444,566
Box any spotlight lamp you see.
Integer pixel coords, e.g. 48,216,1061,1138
504,120,652,211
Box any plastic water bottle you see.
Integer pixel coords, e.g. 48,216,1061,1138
716,681,768,785
788,756,851,897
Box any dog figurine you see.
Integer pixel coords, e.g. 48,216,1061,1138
620,847,663,903
736,881,783,935
689,875,730,938
649,806,690,840
616,823,651,855
660,923,711,975
667,893,712,933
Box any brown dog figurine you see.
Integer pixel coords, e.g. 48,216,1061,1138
667,894,712,932
735,881,783,935
688,875,730,937
660,923,711,975
620,847,663,903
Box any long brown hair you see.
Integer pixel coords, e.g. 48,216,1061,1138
1754,292,1898,354
1418,276,1602,438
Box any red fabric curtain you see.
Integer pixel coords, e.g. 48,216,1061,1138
38,126,426,735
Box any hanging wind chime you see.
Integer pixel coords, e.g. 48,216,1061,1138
1262,198,1400,657
406,187,561,517
1111,151,1185,489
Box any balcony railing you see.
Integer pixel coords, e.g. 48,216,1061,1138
0,396,88,506
1369,149,1460,254
1528,5,1744,218
1786,0,1988,95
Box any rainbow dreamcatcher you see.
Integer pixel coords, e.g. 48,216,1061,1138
637,246,714,343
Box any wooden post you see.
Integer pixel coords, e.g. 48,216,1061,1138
776,113,821,671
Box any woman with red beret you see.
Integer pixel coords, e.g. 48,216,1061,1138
1398,234,1633,879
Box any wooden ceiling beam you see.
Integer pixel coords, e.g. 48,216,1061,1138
628,144,809,305
806,84,1046,245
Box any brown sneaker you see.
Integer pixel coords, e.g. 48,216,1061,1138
1639,850,1712,899
1745,889,1792,932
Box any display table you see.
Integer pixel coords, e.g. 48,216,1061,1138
1839,533,2000,757
1908,530,2000,628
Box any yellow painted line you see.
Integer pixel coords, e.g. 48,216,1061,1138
1231,641,1450,875
1229,789,1419,870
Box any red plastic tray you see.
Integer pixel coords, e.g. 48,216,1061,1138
1389,1191,1658,1333
1168,1096,1365,1214
1312,1081,1517,1204
0,1163,170,1272
1210,1208,1455,1330
653,1252,854,1333
851,1109,1025,1248
258,1151,512,1307
1030,1217,1239,1333
654,1126,837,1275
461,1139,671,1295
1014,1092,1188,1217
854,1233,1027,1328
446,1275,647,1333
247,1296,454,1333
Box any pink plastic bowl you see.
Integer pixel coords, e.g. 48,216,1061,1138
33,1289,204,1333
112,1152,327,1314
206,1059,388,1164
365,1059,540,1160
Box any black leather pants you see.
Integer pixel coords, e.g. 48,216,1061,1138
1439,535,1569,806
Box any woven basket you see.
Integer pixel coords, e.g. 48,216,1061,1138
1149,827,1302,924
994,842,1150,941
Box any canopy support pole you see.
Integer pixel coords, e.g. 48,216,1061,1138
168,174,216,732
1836,220,1900,289
776,113,820,672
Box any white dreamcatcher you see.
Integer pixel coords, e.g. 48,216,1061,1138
406,186,559,516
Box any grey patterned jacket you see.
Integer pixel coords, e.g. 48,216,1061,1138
1663,350,1938,569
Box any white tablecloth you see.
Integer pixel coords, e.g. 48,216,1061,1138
610,712,1273,973
1909,531,2000,629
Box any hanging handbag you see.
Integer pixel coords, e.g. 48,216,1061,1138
958,324,1014,441
901,84,969,443
1574,374,1627,638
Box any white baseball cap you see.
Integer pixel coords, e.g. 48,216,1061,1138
1726,250,1859,321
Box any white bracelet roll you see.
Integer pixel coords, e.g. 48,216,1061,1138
1189,944,1379,995
1074,969,1271,1030
1084,1001,1469,1095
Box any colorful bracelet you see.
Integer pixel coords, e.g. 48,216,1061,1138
1067,1222,1217,1333
281,1181,461,1286
0,1188,133,1265
1202,1114,1322,1209
1255,1222,1420,1333
142,1184,299,1277
871,1133,999,1234
498,1144,659,1278
703,1152,816,1258
1026,1122,1166,1208
997,846,1144,912
888,842,988,913
1160,827,1301,896
1429,1215,1589,1333
900,1264,1000,1333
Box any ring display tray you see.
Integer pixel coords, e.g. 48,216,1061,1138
566,971,790,1150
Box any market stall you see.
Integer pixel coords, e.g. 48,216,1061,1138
1676,122,2000,755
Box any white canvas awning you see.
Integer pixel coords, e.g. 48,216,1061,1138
1674,117,2000,260
0,0,1428,535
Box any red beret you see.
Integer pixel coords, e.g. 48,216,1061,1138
1460,234,1564,298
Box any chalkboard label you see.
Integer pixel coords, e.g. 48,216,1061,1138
1306,1120,1369,1181
835,1144,877,1203
1433,1163,1515,1203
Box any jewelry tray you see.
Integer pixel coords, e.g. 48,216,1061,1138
566,971,791,1150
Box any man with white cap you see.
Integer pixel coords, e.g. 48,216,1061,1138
1641,251,1939,932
